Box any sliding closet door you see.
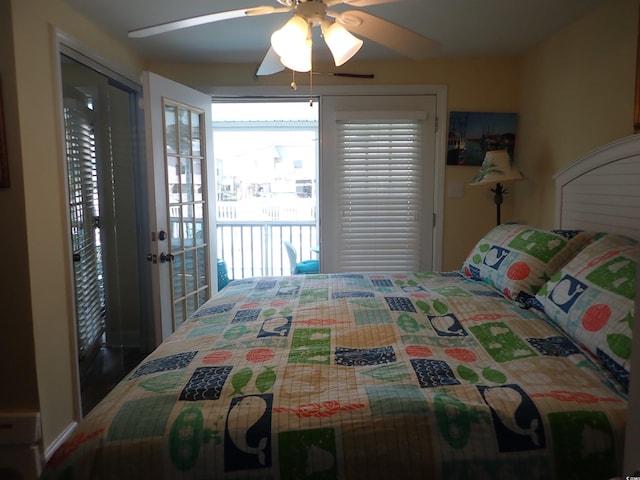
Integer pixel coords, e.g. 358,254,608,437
320,95,437,273
61,53,151,355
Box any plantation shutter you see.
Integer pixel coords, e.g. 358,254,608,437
64,95,106,358
336,112,425,271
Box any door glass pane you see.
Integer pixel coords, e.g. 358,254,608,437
199,288,209,308
197,247,206,288
174,299,185,328
182,204,194,245
181,158,193,203
185,249,196,293
187,295,197,319
179,108,190,155
172,253,184,298
194,158,203,202
170,204,182,250
191,111,201,156
167,157,180,203
195,203,204,246
165,105,177,153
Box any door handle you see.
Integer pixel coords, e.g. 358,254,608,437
160,252,175,263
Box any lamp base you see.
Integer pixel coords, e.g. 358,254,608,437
491,182,508,225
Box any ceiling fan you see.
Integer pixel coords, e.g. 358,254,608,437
128,0,441,76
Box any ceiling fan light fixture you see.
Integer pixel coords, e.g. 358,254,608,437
321,20,363,66
271,15,309,57
279,38,313,72
271,14,313,72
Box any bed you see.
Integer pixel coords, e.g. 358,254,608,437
41,135,640,480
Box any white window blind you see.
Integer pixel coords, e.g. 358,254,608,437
336,116,424,271
64,96,106,358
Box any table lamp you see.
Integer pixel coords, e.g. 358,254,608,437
470,149,525,225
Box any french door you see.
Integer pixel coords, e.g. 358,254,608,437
143,72,216,343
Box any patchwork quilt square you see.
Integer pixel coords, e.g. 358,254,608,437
179,366,233,401
129,351,198,379
192,303,236,317
384,296,417,312
335,345,396,366
108,395,176,440
410,359,460,388
527,336,581,357
232,308,262,323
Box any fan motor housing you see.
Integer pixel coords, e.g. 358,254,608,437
297,1,328,24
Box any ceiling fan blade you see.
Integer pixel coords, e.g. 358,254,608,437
256,46,285,76
339,0,405,6
312,72,374,78
128,6,292,38
339,10,441,59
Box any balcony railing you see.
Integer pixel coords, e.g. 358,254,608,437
215,200,317,280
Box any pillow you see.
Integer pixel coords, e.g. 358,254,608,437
462,223,594,301
534,233,638,391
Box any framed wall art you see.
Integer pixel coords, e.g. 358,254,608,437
447,111,517,166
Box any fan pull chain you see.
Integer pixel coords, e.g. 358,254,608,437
309,68,313,106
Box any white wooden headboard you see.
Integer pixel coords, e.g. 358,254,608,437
554,133,640,475
554,134,640,240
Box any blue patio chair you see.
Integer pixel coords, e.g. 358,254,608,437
283,240,319,275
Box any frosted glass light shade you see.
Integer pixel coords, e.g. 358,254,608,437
321,21,363,66
271,15,312,72
279,39,312,72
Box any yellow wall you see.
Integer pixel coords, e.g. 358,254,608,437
5,0,144,450
2,0,637,458
0,0,39,413
516,0,638,228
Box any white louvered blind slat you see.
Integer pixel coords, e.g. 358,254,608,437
64,97,106,358
336,118,424,271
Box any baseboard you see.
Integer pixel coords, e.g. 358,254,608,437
44,421,78,461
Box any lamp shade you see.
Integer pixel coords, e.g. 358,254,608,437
470,149,524,185
271,15,312,72
321,20,363,66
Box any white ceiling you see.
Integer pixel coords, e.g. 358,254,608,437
61,0,608,68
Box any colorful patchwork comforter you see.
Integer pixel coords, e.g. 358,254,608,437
42,272,627,479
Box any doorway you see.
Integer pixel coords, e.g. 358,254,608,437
59,50,152,415
212,99,320,280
